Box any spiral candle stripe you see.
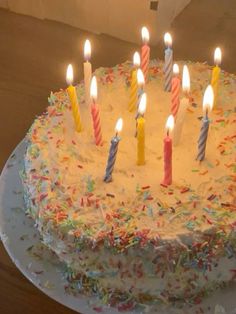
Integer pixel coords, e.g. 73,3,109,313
196,116,210,161
141,44,150,82
171,76,180,118
91,103,103,146
67,86,82,132
128,69,138,112
104,136,120,183
164,48,173,92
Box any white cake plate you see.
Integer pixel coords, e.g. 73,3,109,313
0,140,236,314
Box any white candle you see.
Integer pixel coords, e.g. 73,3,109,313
83,39,92,106
173,65,190,146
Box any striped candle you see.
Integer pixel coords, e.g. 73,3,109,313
163,33,173,92
66,64,83,132
134,69,145,136
197,85,214,161
104,118,123,183
173,65,190,146
128,52,140,112
90,76,103,146
136,68,145,112
171,64,181,118
140,27,150,82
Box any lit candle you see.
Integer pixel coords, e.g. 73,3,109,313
140,27,150,82
66,64,82,132
137,68,145,103
83,39,92,106
128,52,140,112
173,65,190,146
196,85,214,161
135,69,145,136
137,93,147,165
163,32,173,92
104,118,123,183
162,115,174,186
90,76,103,146
211,47,221,108
171,63,181,118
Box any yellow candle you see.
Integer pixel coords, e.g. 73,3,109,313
66,64,82,132
211,47,221,108
137,93,146,165
128,52,140,112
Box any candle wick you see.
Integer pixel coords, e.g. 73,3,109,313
167,129,170,137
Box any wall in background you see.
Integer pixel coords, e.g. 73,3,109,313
0,0,191,45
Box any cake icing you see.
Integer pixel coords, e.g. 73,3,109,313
21,60,236,310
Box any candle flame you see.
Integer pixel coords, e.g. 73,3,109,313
214,47,222,66
141,26,149,44
66,64,73,85
133,51,141,67
173,63,179,75
182,65,190,93
84,39,91,61
138,93,147,115
166,115,174,133
203,85,214,113
90,76,97,102
115,118,123,134
164,32,172,48
137,69,145,86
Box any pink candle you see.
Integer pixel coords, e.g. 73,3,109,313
140,27,150,82
171,64,181,118
162,115,174,186
90,76,103,146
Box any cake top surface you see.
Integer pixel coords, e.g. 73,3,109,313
24,60,236,250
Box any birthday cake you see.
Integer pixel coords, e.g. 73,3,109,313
21,59,236,310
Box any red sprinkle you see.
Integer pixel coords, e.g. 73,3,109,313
207,194,216,201
160,183,167,188
180,187,190,193
80,198,84,207
142,185,150,190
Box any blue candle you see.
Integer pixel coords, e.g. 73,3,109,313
196,85,214,161
163,32,173,92
197,115,210,161
104,118,123,183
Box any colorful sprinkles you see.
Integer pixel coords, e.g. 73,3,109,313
20,59,236,312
